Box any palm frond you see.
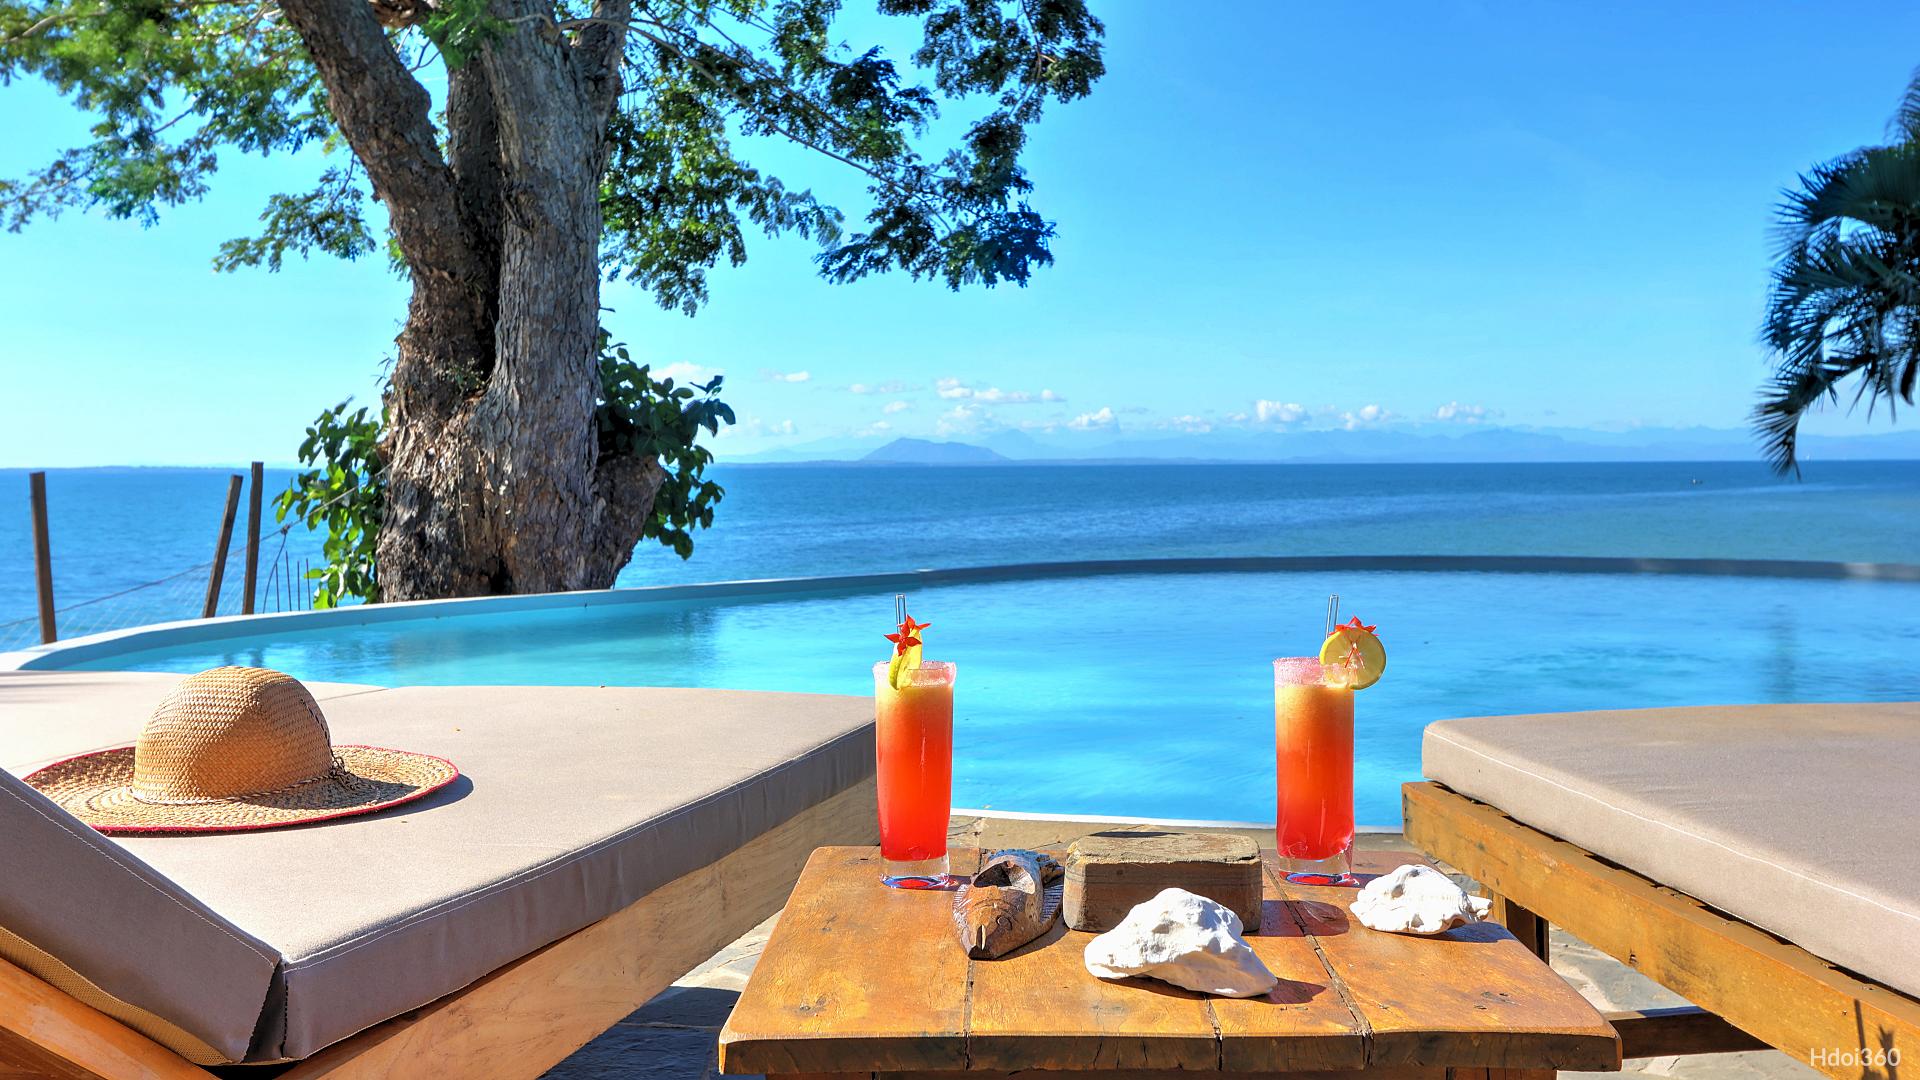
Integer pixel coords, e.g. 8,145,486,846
1756,86,1920,474
1754,349,1862,475
1890,65,1920,142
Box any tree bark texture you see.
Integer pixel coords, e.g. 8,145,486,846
276,0,664,599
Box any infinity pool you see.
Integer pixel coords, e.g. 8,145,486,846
46,569,1920,825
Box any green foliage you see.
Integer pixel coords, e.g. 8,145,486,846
421,0,508,69
600,72,844,314
275,338,735,597
213,166,376,271
595,330,736,559
2,0,1104,300
276,400,385,608
609,0,1107,298
0,0,333,231
1758,69,1920,474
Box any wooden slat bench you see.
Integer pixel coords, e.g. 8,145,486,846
1405,780,1920,1079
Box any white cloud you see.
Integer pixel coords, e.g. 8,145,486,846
883,400,912,414
851,380,914,394
936,378,1063,404
1225,411,1250,423
866,420,893,434
656,362,723,384
760,369,811,383
1255,400,1307,425
722,416,799,439
1068,407,1116,432
935,403,984,435
1339,404,1390,430
1434,401,1495,424
1166,414,1213,433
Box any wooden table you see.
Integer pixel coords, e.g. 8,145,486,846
718,847,1621,1080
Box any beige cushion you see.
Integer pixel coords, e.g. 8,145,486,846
1423,703,1920,1001
0,767,278,1062
2,675,875,1062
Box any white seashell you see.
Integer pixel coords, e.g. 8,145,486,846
1082,887,1278,998
1349,864,1492,935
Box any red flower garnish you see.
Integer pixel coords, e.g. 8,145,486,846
884,615,932,655
1338,615,1377,635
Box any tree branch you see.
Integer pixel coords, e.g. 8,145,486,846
586,449,666,584
273,0,482,288
445,58,504,333
574,0,630,126
479,0,595,147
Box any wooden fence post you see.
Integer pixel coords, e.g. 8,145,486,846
203,475,244,619
29,472,55,644
242,461,263,615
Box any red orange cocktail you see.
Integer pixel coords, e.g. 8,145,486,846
1273,657,1356,882
875,599,955,888
1274,609,1385,885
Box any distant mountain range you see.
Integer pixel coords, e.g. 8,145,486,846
860,438,1009,464
725,426,1920,466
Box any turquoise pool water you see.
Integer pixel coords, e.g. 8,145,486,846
52,569,1920,825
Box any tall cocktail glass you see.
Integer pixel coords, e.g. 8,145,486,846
1273,657,1357,885
872,659,956,888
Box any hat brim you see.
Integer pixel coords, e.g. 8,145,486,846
23,745,460,835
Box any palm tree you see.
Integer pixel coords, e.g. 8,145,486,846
1757,73,1920,474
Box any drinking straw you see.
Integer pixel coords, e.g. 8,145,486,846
1324,594,1340,639
895,592,907,625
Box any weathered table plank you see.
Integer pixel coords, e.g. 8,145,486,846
961,845,1218,1071
1272,850,1620,1071
718,848,969,1074
1211,896,1369,1072
966,915,1222,1071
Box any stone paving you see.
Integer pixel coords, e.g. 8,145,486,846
543,816,1817,1080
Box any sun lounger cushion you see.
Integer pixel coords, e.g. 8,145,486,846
0,768,279,1063
1424,702,1920,1000
2,677,875,1063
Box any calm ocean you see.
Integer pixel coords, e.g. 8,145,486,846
4,460,1918,644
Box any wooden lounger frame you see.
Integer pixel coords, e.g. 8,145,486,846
0,777,877,1080
1403,781,1920,1080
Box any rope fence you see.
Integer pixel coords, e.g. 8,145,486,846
1,470,356,653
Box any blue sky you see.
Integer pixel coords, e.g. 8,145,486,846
5,1,1920,465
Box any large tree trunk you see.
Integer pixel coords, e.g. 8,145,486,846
278,0,663,601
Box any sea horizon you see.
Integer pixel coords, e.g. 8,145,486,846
6,459,1917,650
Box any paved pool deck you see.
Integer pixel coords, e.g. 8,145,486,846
543,813,1816,1080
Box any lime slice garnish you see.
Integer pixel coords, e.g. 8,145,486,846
1320,624,1386,690
887,642,923,689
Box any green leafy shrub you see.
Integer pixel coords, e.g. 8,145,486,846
282,333,734,604
277,400,385,608
595,330,736,559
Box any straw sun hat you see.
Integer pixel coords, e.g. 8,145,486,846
25,666,458,834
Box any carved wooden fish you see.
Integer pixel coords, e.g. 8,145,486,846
952,848,1064,959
